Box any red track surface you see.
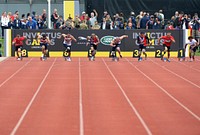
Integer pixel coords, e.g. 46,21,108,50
0,57,199,135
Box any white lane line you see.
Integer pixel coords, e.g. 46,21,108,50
126,58,200,121
10,58,57,135
102,58,153,135
171,58,200,73
0,58,32,88
0,57,9,63
79,58,84,135
150,59,200,89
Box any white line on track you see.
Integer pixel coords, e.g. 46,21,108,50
126,58,200,121
102,58,153,135
171,58,200,73
0,58,32,88
10,58,57,135
150,59,200,89
79,58,84,135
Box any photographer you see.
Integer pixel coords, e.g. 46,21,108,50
190,13,200,45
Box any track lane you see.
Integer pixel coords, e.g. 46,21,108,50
105,58,200,135
150,59,200,87
81,58,148,135
0,58,31,85
13,58,80,135
0,58,55,135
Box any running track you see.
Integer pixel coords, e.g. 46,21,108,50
0,57,199,135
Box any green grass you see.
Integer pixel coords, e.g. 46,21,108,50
0,38,4,56
196,51,200,56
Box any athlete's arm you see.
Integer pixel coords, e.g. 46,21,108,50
12,38,16,45
71,35,77,42
119,35,128,40
171,37,175,43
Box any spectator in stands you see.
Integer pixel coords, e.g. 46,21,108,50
32,11,36,20
1,12,9,38
174,11,183,28
13,11,19,20
80,11,86,22
41,9,47,22
101,17,112,29
51,8,59,28
74,15,81,29
136,11,144,29
7,12,14,21
153,17,161,29
80,20,88,29
26,16,37,29
170,16,175,26
89,9,98,27
26,13,30,18
37,15,44,29
21,14,27,29
113,13,123,29
65,17,74,30
91,21,100,30
84,14,91,29
129,12,136,29
126,22,134,30
13,15,22,29
101,11,108,22
105,14,113,29
55,16,63,29
181,14,189,29
146,15,154,29
190,13,200,42
41,9,47,28
59,21,67,29
158,10,165,28
8,18,14,29
140,12,149,29
165,21,174,30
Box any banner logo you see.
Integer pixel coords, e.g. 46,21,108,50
100,36,114,46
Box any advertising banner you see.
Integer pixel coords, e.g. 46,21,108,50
11,29,183,56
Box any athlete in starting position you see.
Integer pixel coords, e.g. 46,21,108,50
12,34,26,61
61,33,77,61
110,35,128,61
137,32,150,61
185,36,199,61
37,33,50,61
86,33,100,61
158,32,175,62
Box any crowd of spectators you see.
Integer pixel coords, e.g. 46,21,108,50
0,8,200,38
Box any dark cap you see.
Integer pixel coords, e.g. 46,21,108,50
140,32,145,34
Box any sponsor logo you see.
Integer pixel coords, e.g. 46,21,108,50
100,36,114,46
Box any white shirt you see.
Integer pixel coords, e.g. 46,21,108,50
1,16,9,26
89,16,97,27
186,39,197,47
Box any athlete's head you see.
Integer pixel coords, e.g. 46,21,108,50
16,34,20,39
140,32,145,37
114,37,120,42
42,34,47,39
166,32,171,37
188,36,193,41
66,34,71,38
91,33,96,38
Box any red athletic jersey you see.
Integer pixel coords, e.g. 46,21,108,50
90,36,99,45
12,37,25,46
161,36,174,46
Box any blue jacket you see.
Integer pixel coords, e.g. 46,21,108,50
26,20,37,29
